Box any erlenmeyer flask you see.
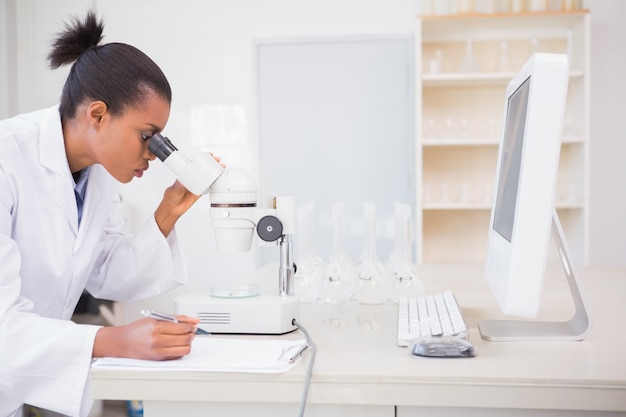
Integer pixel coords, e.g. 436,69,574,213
387,202,423,303
319,202,356,326
355,202,388,305
458,38,481,73
293,202,325,303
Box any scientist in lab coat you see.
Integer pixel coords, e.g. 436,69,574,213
0,11,212,417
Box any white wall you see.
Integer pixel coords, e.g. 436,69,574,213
1,0,624,306
584,0,626,268
0,0,14,116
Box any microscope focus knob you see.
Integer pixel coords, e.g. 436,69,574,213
257,215,283,242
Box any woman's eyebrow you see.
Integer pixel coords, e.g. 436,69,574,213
146,123,162,134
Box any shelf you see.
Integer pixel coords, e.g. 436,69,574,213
423,203,491,210
422,138,498,146
423,70,584,87
421,135,583,147
424,71,518,86
422,202,585,211
421,11,590,21
415,12,589,264
562,135,585,144
421,11,590,42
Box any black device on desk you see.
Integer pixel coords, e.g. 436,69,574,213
409,336,476,358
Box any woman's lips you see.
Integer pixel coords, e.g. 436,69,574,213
135,166,148,178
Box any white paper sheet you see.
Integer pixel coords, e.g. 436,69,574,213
91,337,308,373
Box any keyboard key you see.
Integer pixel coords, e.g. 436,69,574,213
397,290,468,347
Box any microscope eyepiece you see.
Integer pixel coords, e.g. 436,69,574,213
148,133,178,162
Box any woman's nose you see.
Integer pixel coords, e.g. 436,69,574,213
145,148,157,161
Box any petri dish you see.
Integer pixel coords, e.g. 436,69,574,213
210,283,260,299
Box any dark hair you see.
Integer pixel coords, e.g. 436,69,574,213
48,11,172,119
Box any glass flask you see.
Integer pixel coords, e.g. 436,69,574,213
355,202,388,305
293,202,325,303
319,202,357,327
458,38,481,73
387,202,424,303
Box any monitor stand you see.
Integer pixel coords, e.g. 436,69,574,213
478,209,590,342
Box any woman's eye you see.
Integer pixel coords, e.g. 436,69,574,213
141,134,150,141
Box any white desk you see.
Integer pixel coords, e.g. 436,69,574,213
90,264,626,417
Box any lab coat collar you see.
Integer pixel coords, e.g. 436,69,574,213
37,106,104,237
38,106,72,177
37,107,79,234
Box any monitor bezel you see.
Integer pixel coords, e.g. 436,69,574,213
479,53,590,341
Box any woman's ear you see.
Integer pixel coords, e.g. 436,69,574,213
87,100,108,127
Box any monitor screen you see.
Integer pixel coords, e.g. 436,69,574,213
493,77,530,242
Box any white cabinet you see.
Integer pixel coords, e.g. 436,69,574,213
415,11,590,264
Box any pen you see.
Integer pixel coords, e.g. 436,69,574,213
141,309,178,322
288,344,310,363
141,309,210,335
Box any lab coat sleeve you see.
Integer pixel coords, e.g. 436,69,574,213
84,195,188,302
0,183,100,416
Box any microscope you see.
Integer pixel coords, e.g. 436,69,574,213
148,134,299,334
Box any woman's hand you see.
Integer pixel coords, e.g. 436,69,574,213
154,153,223,237
154,180,200,237
93,315,201,360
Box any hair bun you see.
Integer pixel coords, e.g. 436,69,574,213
48,11,104,69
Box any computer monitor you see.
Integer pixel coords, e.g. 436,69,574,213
478,53,590,342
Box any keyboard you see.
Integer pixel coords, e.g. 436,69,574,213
397,290,468,347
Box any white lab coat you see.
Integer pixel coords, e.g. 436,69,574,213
0,106,188,416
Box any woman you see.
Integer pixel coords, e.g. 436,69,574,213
0,11,213,416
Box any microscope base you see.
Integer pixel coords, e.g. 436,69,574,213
174,294,300,335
